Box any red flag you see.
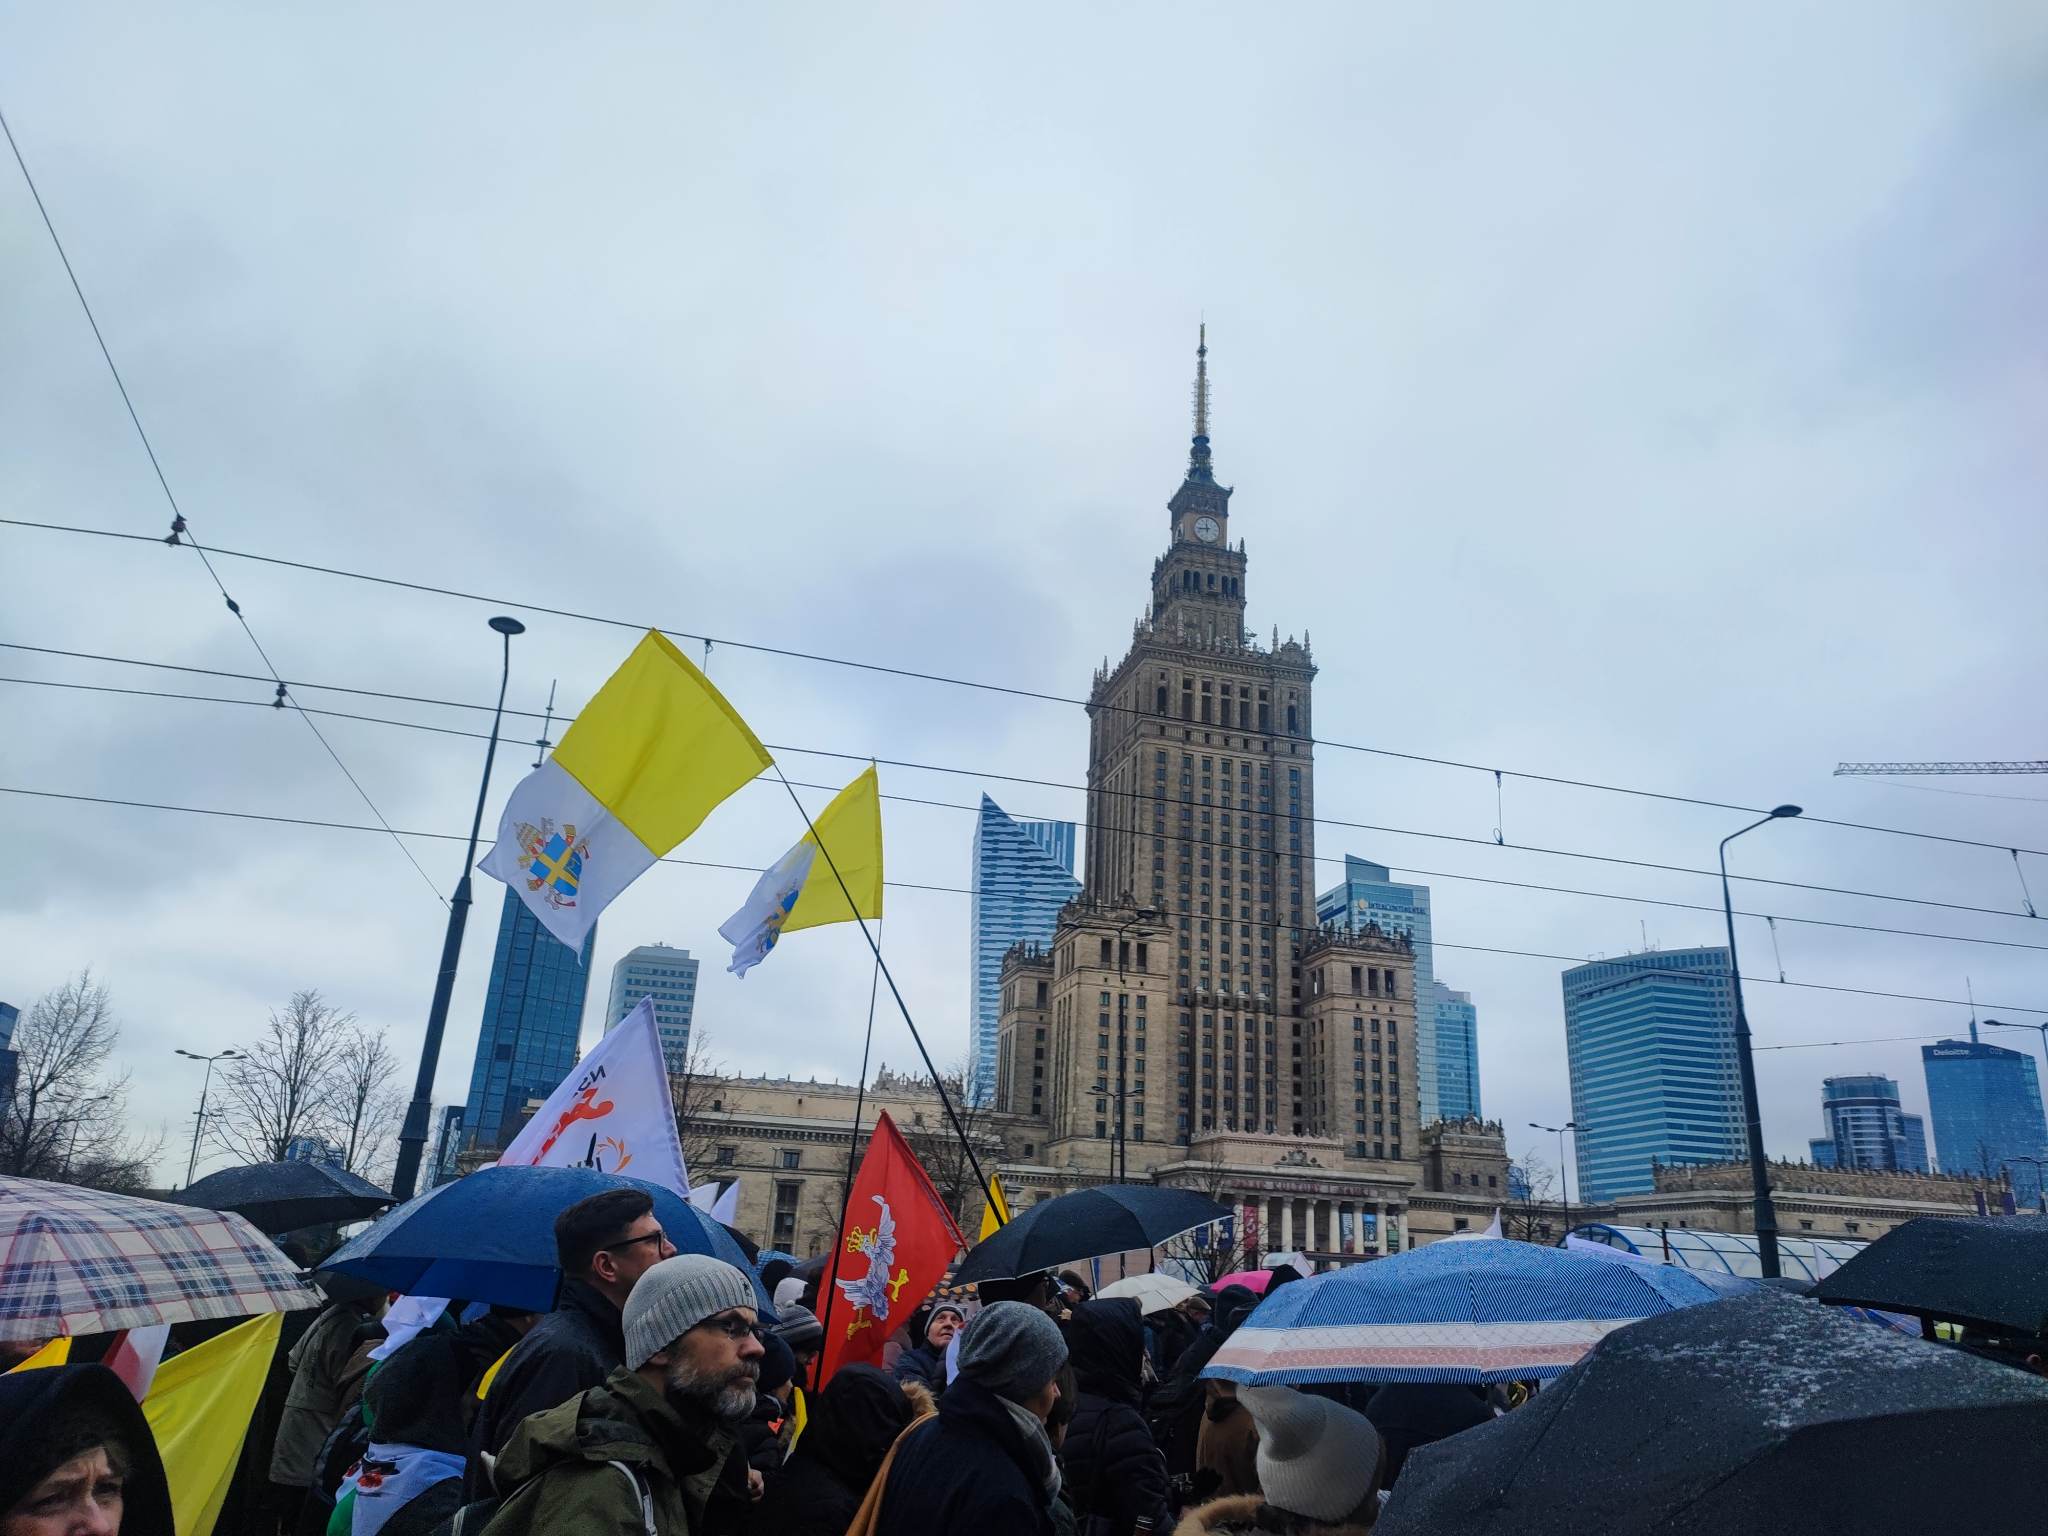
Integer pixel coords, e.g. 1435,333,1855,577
817,1111,966,1383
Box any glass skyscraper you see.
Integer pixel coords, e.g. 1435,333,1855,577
1922,1035,2048,1205
1317,856,1441,1122
969,796,1079,1106
1561,947,1743,1203
1806,1073,1928,1174
605,943,700,1073
462,887,595,1154
1432,982,1482,1120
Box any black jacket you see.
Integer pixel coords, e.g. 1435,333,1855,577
874,1375,1055,1536
467,1280,624,1496
0,1365,175,1536
1146,1286,1262,1478
1063,1301,1172,1536
892,1341,947,1393
750,1364,914,1536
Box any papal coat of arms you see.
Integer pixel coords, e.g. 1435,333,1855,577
518,818,591,909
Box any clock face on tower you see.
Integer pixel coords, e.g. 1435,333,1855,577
1193,516,1220,544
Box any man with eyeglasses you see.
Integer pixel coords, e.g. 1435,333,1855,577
477,1254,766,1536
469,1189,678,1492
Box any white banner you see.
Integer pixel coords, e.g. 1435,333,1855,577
499,997,691,1196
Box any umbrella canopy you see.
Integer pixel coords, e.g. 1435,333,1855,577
1204,1237,1721,1386
951,1185,1229,1284
1097,1272,1198,1314
0,1175,321,1341
176,1159,393,1234
1812,1214,2048,1335
1378,1289,2048,1535
322,1165,773,1315
1210,1268,1275,1295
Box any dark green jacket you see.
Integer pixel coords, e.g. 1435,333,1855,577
481,1367,734,1536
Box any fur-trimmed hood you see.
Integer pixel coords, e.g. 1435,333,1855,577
1172,1491,1378,1536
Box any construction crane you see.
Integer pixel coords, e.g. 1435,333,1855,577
1834,761,2048,776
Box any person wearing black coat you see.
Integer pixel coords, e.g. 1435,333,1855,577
1146,1286,1261,1480
892,1300,965,1395
748,1364,920,1536
0,1364,175,1536
874,1301,1068,1536
1061,1300,1172,1536
1361,1382,1493,1487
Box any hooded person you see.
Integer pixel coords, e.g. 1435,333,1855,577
872,1300,1069,1536
475,1254,765,1536
892,1301,966,1394
1061,1300,1172,1536
1174,1387,1384,1536
1358,1384,1491,1488
1147,1286,1261,1480
735,1331,799,1475
0,1363,175,1536
272,1285,387,1526
751,1365,925,1536
334,1308,534,1536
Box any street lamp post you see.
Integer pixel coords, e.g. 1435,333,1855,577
175,1049,240,1187
389,615,526,1201
1529,1120,1579,1239
1720,803,1802,1280
64,1092,115,1175
1111,908,1158,1186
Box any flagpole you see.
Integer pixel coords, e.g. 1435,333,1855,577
815,916,882,1372
767,765,1004,1225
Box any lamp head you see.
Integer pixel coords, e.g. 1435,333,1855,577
1769,804,1802,818
488,615,527,637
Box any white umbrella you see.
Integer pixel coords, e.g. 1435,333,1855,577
1097,1272,1198,1314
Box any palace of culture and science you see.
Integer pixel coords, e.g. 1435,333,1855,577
992,334,1502,1256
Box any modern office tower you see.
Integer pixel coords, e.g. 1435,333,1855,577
1922,1032,2048,1206
969,796,1080,1105
606,943,701,1072
1805,1073,1929,1173
1317,857,1438,1120
461,886,595,1154
1561,947,1743,1203
1432,982,1482,1120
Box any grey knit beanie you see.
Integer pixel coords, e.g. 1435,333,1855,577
955,1299,1067,1403
1239,1385,1383,1523
771,1301,824,1355
622,1254,759,1370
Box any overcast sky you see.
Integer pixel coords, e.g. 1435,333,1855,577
4,3,2045,1191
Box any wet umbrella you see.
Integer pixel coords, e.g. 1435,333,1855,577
951,1185,1230,1284
1204,1238,1721,1386
1812,1214,2048,1336
176,1159,393,1234
322,1165,774,1315
1097,1272,1198,1314
1377,1288,2048,1535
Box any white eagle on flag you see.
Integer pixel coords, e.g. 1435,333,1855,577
835,1194,903,1323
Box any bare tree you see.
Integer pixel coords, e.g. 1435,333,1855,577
0,971,157,1188
331,1026,404,1181
670,1028,745,1181
1158,1161,1261,1284
888,1062,1001,1230
209,990,353,1165
1504,1150,1563,1244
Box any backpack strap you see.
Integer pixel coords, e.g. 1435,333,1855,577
605,1460,657,1536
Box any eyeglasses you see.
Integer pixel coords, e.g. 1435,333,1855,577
603,1228,667,1255
691,1313,766,1342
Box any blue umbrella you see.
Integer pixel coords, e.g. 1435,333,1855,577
323,1165,774,1316
1203,1239,1722,1387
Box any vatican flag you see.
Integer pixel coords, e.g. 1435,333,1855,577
481,630,771,949
720,765,883,976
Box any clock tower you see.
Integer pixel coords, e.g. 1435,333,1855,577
1152,326,1248,649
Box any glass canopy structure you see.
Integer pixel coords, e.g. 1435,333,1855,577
1566,1222,1866,1283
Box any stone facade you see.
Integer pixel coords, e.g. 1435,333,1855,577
1605,1158,1995,1243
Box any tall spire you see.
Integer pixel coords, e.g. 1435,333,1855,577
1187,323,1215,484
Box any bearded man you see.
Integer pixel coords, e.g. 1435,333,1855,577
479,1254,766,1535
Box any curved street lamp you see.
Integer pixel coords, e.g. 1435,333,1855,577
1721,804,1802,1278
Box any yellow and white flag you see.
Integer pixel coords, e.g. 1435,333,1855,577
979,1171,1012,1241
720,765,883,976
481,631,771,949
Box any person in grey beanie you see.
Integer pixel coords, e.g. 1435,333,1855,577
1172,1385,1385,1535
873,1300,1068,1536
476,1254,765,1536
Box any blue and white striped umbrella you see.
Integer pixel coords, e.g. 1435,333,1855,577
1202,1239,1724,1386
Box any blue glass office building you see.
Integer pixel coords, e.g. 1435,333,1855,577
1922,1037,2047,1205
969,796,1079,1106
1561,947,1742,1202
1317,856,1440,1121
1806,1073,1928,1174
462,887,595,1153
1432,982,1482,1120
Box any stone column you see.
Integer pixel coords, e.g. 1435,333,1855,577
1374,1200,1387,1255
1280,1197,1294,1253
1351,1202,1366,1255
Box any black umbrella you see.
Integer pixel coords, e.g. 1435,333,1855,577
1377,1289,2048,1535
1812,1214,2048,1336
951,1185,1229,1284
176,1160,393,1234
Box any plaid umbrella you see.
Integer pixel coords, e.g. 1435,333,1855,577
0,1175,322,1341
